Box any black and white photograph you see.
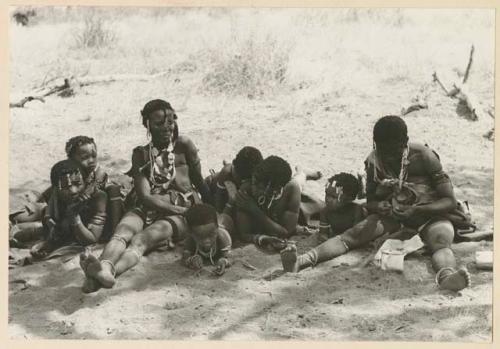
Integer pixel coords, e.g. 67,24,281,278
6,5,495,342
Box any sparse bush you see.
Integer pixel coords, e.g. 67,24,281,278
201,34,291,98
73,16,116,49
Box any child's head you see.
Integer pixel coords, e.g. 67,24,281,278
185,204,219,251
50,159,85,203
232,146,263,182
65,136,97,175
325,172,360,211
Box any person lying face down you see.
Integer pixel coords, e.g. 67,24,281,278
206,146,264,213
318,172,365,242
281,115,471,292
182,203,232,276
225,155,301,251
79,99,211,293
30,159,107,259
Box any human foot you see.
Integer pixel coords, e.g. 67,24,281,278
295,166,322,181
436,267,471,292
30,240,55,259
280,243,299,273
79,252,102,293
86,255,116,288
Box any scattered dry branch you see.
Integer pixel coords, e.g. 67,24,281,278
9,96,45,108
462,45,474,84
10,71,170,108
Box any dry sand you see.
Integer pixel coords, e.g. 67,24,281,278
8,8,494,341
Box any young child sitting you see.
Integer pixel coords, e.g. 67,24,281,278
317,172,366,243
182,204,232,276
27,159,108,258
9,136,122,246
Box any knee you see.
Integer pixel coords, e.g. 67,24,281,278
130,234,148,254
113,223,136,242
424,221,454,251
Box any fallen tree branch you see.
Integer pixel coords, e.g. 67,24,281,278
401,102,428,116
453,83,485,121
462,45,475,84
9,96,45,108
432,71,450,95
77,71,170,86
11,71,171,108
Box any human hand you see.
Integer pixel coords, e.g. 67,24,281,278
255,235,287,251
186,254,203,270
213,258,229,276
234,191,259,214
392,205,419,220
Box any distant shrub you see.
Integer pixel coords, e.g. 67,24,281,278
73,16,116,49
201,35,291,98
12,8,37,26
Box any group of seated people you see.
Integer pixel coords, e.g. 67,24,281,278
9,99,475,293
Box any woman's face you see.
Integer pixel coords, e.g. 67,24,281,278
148,109,176,146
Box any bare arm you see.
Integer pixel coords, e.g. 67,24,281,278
135,174,187,215
183,137,212,203
71,190,107,244
244,182,301,238
414,149,457,214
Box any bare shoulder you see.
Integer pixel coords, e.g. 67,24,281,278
410,142,441,165
176,135,194,147
175,135,198,154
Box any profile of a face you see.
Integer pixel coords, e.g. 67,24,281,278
192,223,218,252
148,109,176,146
58,171,85,203
72,143,97,174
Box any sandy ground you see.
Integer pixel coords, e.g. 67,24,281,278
8,8,494,341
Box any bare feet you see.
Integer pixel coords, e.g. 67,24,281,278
30,240,56,259
85,254,116,289
295,166,322,181
437,267,471,292
280,243,299,273
79,253,102,293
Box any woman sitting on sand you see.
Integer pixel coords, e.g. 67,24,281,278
79,99,211,293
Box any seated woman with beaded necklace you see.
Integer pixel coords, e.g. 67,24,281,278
79,99,211,293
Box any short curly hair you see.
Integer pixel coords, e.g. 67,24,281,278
326,172,360,200
253,155,292,189
373,115,408,145
65,136,96,158
185,203,218,230
232,146,264,180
